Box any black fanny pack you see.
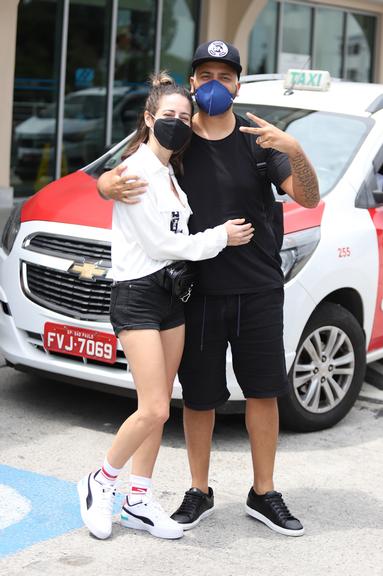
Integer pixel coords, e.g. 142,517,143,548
159,261,197,302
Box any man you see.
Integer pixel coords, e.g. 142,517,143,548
98,40,319,537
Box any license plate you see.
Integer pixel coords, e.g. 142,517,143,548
44,322,117,364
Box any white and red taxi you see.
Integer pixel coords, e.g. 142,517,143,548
1,70,383,432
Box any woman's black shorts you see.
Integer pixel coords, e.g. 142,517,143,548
178,289,288,410
110,270,185,336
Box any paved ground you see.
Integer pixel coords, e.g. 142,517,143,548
0,361,382,576
1,201,383,574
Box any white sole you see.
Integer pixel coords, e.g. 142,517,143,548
120,514,183,540
77,477,112,540
245,505,305,537
176,507,214,531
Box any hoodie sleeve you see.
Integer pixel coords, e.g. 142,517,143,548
122,189,228,261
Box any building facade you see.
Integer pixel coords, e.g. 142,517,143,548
1,0,383,204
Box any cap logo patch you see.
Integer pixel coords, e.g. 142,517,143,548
207,41,228,58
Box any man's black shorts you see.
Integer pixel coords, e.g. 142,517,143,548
110,271,184,336
178,289,288,410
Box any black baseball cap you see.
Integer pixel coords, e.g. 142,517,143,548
191,40,242,78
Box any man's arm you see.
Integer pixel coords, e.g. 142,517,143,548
239,112,320,208
278,145,319,208
97,164,148,204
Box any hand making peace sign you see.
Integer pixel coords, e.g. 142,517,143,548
239,112,300,157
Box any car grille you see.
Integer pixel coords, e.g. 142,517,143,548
24,233,111,262
22,261,112,321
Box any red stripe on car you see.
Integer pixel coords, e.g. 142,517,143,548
283,201,325,235
21,170,113,229
367,207,383,351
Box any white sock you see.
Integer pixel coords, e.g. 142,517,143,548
96,456,123,486
128,474,152,504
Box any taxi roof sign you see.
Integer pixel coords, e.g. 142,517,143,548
284,69,331,92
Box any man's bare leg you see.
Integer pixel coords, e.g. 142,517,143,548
170,406,215,528
244,397,304,536
183,406,215,493
245,397,278,495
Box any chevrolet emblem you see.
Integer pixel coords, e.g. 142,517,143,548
68,261,108,281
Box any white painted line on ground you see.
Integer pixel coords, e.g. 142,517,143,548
0,484,32,529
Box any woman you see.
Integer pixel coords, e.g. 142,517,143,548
77,72,254,541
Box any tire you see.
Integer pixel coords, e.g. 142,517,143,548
278,302,366,432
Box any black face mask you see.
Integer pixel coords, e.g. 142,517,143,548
153,117,192,151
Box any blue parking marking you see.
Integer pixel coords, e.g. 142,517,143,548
0,465,123,557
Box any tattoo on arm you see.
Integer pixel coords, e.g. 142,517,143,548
290,153,319,208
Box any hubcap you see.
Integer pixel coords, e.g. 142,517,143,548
292,325,355,414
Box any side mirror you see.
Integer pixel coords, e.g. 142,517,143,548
355,168,383,209
372,189,383,206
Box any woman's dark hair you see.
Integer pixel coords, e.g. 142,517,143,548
122,71,193,175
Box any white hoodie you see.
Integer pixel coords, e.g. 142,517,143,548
112,143,227,281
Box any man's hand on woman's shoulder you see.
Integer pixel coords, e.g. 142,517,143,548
97,164,148,204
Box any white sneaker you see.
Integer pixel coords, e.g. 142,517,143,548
120,492,184,539
77,470,116,539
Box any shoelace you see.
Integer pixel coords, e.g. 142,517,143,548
265,492,295,521
176,491,203,515
97,482,118,517
140,493,173,522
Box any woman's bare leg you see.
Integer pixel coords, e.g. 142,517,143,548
106,329,171,469
131,324,185,477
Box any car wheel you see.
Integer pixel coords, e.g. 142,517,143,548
278,302,366,432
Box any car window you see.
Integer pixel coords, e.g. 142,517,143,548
86,103,371,192
84,134,133,177
234,104,371,196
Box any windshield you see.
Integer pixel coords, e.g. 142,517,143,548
87,104,371,194
234,104,371,196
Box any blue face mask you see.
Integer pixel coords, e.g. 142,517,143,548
194,79,234,116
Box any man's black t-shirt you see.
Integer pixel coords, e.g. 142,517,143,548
178,115,291,295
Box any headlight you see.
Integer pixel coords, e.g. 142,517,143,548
1,202,24,255
280,226,320,282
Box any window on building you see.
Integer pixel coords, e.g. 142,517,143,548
248,1,377,84
345,13,376,82
11,0,60,197
10,0,201,196
313,7,344,78
112,0,156,143
279,1,313,72
160,0,200,84
114,0,156,86
248,0,278,75
60,0,110,176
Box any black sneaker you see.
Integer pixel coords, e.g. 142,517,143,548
170,487,214,530
246,488,304,536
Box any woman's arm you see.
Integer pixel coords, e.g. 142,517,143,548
118,190,253,262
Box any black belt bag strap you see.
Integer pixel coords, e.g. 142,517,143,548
162,261,197,303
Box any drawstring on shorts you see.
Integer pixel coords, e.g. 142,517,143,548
199,294,242,352
236,294,241,337
200,295,207,351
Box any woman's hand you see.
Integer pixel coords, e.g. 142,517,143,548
224,218,254,246
97,164,148,204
